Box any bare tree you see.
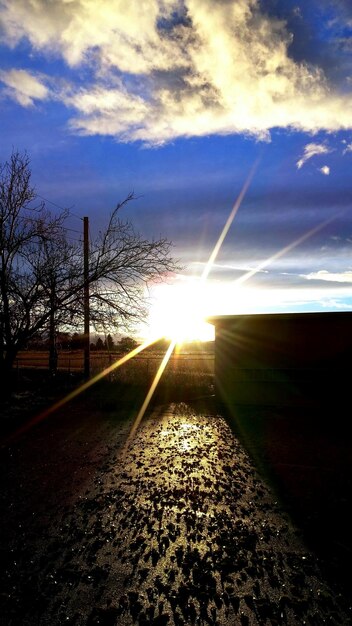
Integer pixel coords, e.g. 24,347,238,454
86,195,177,332
24,224,80,373
0,151,69,383
0,151,178,385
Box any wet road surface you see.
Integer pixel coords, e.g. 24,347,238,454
1,402,351,625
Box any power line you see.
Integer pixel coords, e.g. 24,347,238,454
12,213,82,235
62,227,82,234
36,194,83,221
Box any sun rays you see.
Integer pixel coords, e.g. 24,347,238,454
145,164,259,346
3,338,157,444
200,160,259,284
123,339,177,453
5,162,345,450
234,210,346,287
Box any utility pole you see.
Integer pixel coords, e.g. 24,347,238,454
83,216,90,379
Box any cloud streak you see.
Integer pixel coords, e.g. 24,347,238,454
0,69,49,106
296,142,332,169
304,270,352,283
343,141,352,154
1,0,352,144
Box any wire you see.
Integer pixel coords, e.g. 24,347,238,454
63,227,82,234
12,213,82,235
36,194,83,220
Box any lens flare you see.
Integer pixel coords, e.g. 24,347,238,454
200,160,259,283
2,338,158,445
6,160,345,454
146,163,259,345
235,211,345,287
123,339,176,454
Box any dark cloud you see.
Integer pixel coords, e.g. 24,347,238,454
260,0,352,87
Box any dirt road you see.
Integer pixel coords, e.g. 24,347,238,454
1,401,350,625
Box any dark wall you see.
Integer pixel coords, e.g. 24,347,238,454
211,312,352,407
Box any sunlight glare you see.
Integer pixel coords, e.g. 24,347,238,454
145,164,258,344
146,281,214,343
146,280,280,342
123,339,176,452
3,338,158,444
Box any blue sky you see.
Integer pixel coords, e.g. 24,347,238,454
1,0,352,337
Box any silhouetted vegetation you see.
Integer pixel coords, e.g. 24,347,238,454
0,150,178,388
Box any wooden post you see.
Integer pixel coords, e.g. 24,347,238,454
83,216,90,379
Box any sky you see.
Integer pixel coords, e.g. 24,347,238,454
1,0,352,340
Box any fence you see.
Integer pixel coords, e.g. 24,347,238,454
15,350,215,387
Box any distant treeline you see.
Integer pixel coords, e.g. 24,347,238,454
26,332,137,352
26,333,214,354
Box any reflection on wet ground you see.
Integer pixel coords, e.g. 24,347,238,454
1,402,350,625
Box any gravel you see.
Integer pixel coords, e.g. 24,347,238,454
1,401,351,625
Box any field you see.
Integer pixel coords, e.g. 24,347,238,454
15,349,215,398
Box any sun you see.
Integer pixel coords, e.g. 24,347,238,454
143,278,282,344
145,281,214,344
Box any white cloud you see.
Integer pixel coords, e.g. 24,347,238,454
319,165,330,175
319,299,352,310
1,0,352,143
0,0,182,72
296,142,332,169
304,270,352,283
343,142,352,154
65,83,150,139
0,68,49,106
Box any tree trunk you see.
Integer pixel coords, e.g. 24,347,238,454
48,307,58,376
0,349,17,397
